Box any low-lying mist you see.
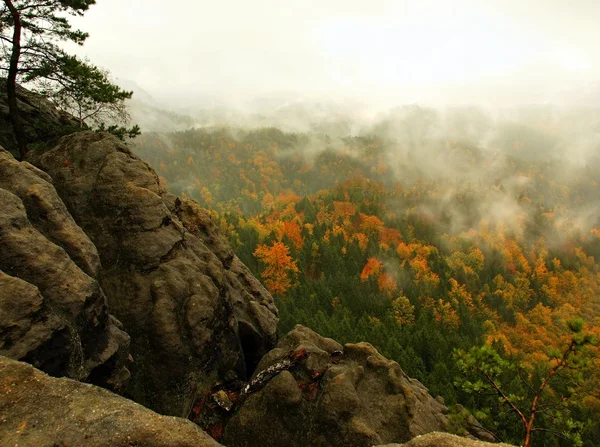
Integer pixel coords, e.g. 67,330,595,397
131,96,600,252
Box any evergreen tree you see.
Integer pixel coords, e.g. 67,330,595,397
454,319,597,446
1,0,138,159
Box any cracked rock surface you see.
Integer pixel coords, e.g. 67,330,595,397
222,325,449,447
0,147,131,391
31,131,278,415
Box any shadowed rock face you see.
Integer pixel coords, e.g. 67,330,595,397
0,80,80,158
0,147,130,391
173,195,279,374
30,131,278,416
221,325,449,447
0,356,222,447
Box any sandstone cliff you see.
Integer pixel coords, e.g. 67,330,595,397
0,147,131,391
27,130,279,416
0,79,80,159
219,325,450,446
380,433,513,447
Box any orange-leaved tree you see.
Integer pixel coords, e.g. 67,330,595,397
360,257,382,281
254,241,299,296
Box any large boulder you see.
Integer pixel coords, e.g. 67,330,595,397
0,356,221,447
30,131,278,415
0,147,130,390
220,325,449,447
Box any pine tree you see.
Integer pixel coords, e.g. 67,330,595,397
454,319,597,446
1,0,138,159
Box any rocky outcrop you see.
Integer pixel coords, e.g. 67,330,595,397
379,432,513,447
219,325,449,447
0,147,130,390
0,356,222,447
30,131,278,415
0,80,80,158
174,195,279,373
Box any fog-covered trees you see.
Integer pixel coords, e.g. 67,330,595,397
1,0,138,159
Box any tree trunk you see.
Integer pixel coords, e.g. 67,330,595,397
5,0,27,160
523,423,533,447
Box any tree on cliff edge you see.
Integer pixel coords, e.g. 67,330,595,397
1,0,138,160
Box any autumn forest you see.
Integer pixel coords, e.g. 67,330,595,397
134,105,600,446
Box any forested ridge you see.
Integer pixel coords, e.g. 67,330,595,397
134,106,600,445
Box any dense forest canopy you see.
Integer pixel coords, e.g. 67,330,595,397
133,104,600,445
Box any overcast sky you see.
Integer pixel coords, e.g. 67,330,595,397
70,0,600,107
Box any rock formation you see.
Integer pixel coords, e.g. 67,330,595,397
0,147,131,391
0,355,222,447
29,131,278,415
218,325,449,447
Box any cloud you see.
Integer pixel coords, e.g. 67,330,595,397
65,0,600,108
